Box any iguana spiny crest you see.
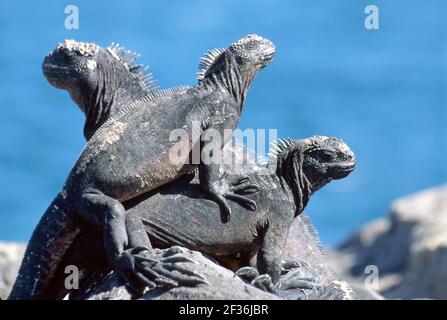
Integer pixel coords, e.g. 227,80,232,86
56,39,99,56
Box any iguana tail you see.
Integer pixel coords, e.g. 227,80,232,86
8,192,81,300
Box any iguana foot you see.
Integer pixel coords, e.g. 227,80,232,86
111,246,156,292
278,259,323,299
113,246,207,294
235,263,322,299
235,267,275,292
206,172,259,223
138,246,208,287
277,268,322,298
235,266,260,280
235,267,275,293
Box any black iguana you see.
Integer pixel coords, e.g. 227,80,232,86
9,34,275,299
43,40,159,140
41,40,355,299
43,136,356,299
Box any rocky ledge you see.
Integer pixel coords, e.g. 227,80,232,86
329,184,447,299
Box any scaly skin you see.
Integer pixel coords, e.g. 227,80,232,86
9,35,275,299
47,136,356,299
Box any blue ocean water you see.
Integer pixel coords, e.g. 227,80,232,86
0,0,445,246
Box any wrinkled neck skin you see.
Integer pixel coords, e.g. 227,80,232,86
273,149,312,217
199,52,258,112
69,65,147,140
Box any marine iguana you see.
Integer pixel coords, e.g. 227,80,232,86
40,42,356,299
43,40,159,140
9,35,274,299
43,136,356,299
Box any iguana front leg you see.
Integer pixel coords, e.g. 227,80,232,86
199,130,258,223
236,222,322,298
255,221,288,283
236,261,323,300
234,222,287,291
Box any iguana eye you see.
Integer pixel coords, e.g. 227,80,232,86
246,41,257,50
320,152,333,161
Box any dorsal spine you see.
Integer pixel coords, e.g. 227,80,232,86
196,48,226,82
106,43,158,92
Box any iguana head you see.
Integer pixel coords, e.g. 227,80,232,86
300,136,356,189
228,34,276,70
43,40,101,91
197,34,275,108
43,39,157,139
271,136,356,215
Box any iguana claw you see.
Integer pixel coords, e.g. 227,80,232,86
151,263,208,286
236,268,275,293
280,258,312,273
161,254,196,264
278,268,322,291
208,173,259,223
111,248,155,293
235,266,260,282
229,182,259,195
224,193,257,211
161,246,185,256
235,263,322,299
113,246,207,293
252,274,276,293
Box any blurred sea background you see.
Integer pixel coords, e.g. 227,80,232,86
0,0,445,246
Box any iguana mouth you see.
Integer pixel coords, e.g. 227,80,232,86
42,61,76,89
332,161,356,179
260,47,276,67
261,47,276,57
42,63,75,82
43,63,70,72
